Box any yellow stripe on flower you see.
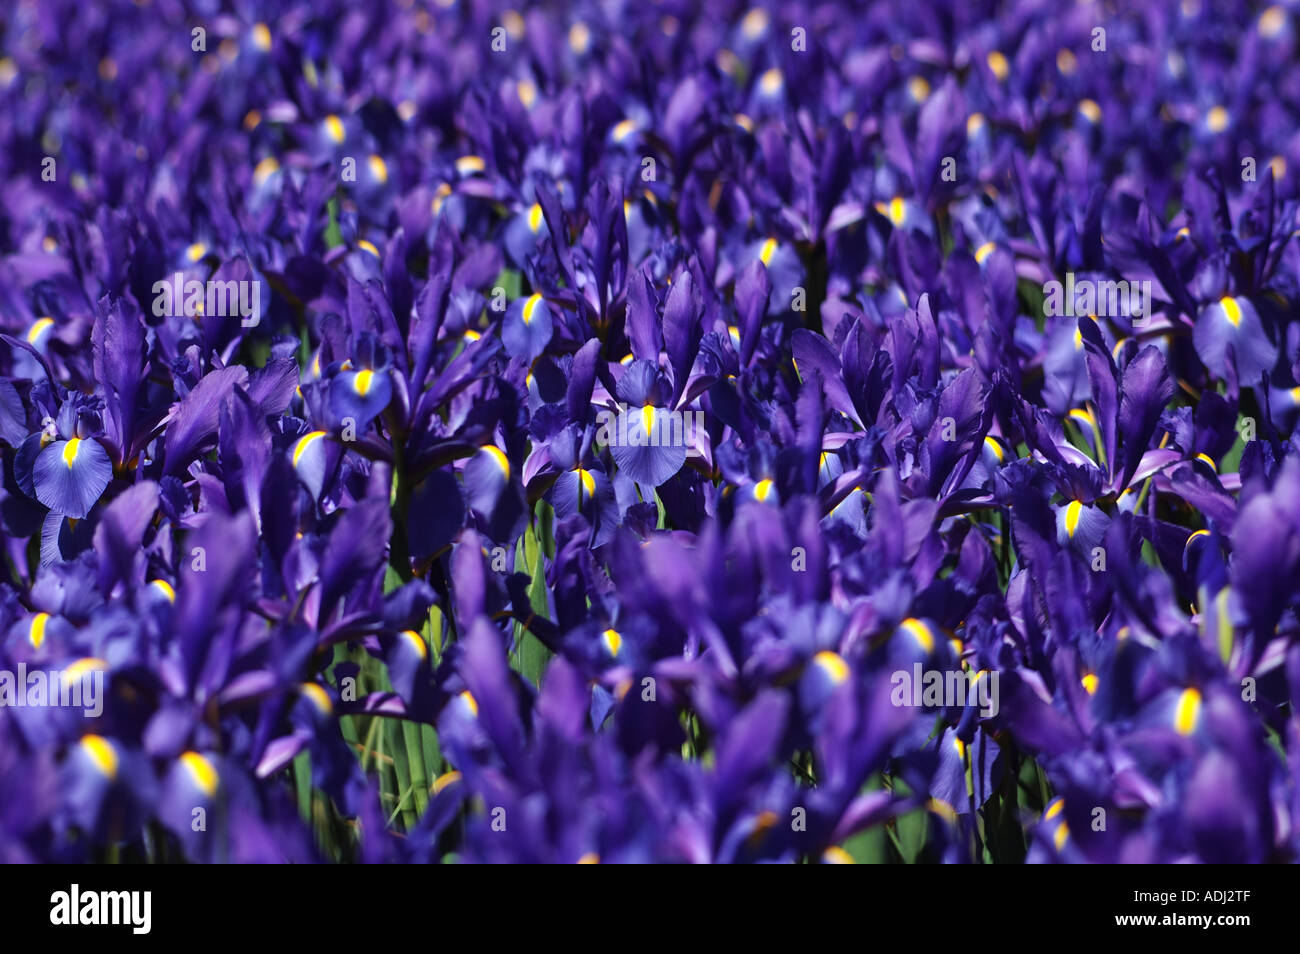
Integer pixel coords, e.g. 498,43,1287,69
1064,500,1083,538
253,156,279,186
1054,822,1070,851
813,650,849,684
1195,452,1217,471
987,50,1009,80
27,316,55,343
368,155,388,183
611,119,637,142
357,239,380,258
353,369,375,396
432,770,461,794
527,203,544,232
758,237,777,265
292,431,326,467
1261,5,1287,36
522,292,544,324
984,435,1005,462
1081,673,1098,695
577,468,595,498
758,67,783,96
81,735,119,780
568,22,591,54
458,691,479,717
186,242,208,263
1045,798,1065,820
967,112,985,137
29,612,49,648
741,7,769,39
482,445,510,479
900,617,934,653
641,405,657,437
1220,296,1242,327
252,23,272,51
1174,687,1202,735
822,846,855,864
65,657,107,678
181,751,219,796
1206,106,1229,133
151,579,176,602
602,628,622,656
1078,99,1101,123
300,682,333,714
753,478,773,502
62,438,81,469
576,851,600,864
324,114,345,143
974,241,996,265
401,629,428,661
455,155,486,176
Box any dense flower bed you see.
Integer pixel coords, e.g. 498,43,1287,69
1,0,1299,863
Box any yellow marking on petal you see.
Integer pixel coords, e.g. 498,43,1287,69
753,478,774,502
901,617,934,653
456,155,486,176
253,156,279,186
1078,99,1102,124
353,369,375,396
1072,326,1084,350
517,79,537,109
1206,106,1229,133
611,118,638,142
522,292,544,324
1081,673,1098,695
1195,452,1217,471
1289,385,1300,404
252,23,272,51
1220,296,1242,327
81,735,118,780
1045,798,1065,820
65,657,107,678
953,736,967,759
568,22,591,54
458,690,479,717
758,67,784,96
324,114,345,143
813,650,849,684
367,155,388,183
576,852,600,864
1054,822,1069,850
1056,49,1077,74
151,579,176,602
391,630,426,665
432,770,461,794
482,445,510,479
759,237,778,265
292,430,326,467
1261,5,1287,36
822,846,855,864
463,328,481,342
397,99,417,122
186,242,208,263
927,798,958,824
29,612,49,648
966,112,985,137
987,50,1009,81
357,239,381,258
974,241,996,265
577,468,595,498
983,435,1005,462
1269,156,1286,180
908,76,930,101
300,681,333,714
27,317,54,343
181,751,218,796
741,7,769,39
62,438,81,469
527,203,544,232
602,628,622,656
502,10,525,40
1064,500,1083,538
1068,408,1094,429
638,404,656,437
888,196,906,226
1174,687,1201,735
